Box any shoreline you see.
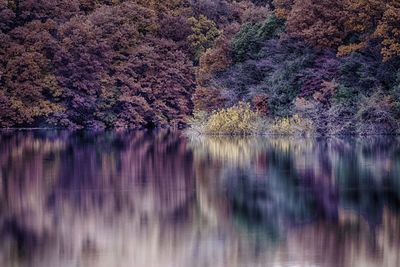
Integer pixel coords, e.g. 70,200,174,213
2,127,399,137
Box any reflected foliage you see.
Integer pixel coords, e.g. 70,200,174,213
1,132,400,266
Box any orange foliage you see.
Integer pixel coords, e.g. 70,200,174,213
339,0,400,60
197,35,232,85
313,80,338,104
286,0,347,48
345,0,387,32
337,42,367,57
373,2,400,61
272,0,294,19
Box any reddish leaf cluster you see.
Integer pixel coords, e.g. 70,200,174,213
252,94,269,115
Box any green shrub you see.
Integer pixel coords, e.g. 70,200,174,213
334,84,358,105
231,15,285,63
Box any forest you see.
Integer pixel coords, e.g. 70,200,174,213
1,0,400,134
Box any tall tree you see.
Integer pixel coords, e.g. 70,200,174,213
114,38,195,128
187,14,221,64
338,0,400,61
373,2,400,61
285,0,347,48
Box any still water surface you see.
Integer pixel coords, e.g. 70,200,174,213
1,130,400,267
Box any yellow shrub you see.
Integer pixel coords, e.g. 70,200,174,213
187,106,315,136
204,102,258,135
270,114,314,135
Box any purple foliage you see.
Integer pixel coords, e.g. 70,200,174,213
159,15,192,54
0,2,15,32
299,51,340,97
190,0,240,26
19,0,81,24
218,38,317,116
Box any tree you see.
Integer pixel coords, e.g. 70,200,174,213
1,51,63,126
190,0,240,27
50,2,196,128
197,35,232,85
390,70,400,116
187,15,221,64
159,14,192,55
338,0,389,56
0,1,15,33
114,38,195,128
53,13,112,128
231,14,285,63
338,0,400,61
235,1,271,25
299,52,340,98
192,34,232,111
17,0,80,23
285,0,347,48
219,38,317,116
0,7,64,127
344,0,387,34
338,48,399,95
192,86,226,111
373,2,400,61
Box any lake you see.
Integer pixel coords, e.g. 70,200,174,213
1,130,400,267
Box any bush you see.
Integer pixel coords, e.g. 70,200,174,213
390,71,400,117
267,114,314,135
355,90,398,135
187,103,315,136
204,102,258,135
187,110,210,134
392,89,400,117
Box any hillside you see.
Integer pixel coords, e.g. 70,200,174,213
1,0,400,134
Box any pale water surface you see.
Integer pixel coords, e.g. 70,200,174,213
1,130,400,267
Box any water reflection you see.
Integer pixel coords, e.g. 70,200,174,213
1,131,400,266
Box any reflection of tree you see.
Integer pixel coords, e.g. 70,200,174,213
53,130,194,217
188,135,272,168
331,137,400,229
225,164,318,241
1,133,400,267
190,135,400,250
0,130,196,267
191,136,325,241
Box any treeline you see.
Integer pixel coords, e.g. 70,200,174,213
1,1,400,133
0,0,267,128
192,0,400,135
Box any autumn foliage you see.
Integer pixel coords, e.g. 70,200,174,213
1,0,400,133
285,0,347,48
0,0,196,128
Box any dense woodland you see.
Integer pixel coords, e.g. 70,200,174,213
1,0,400,134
